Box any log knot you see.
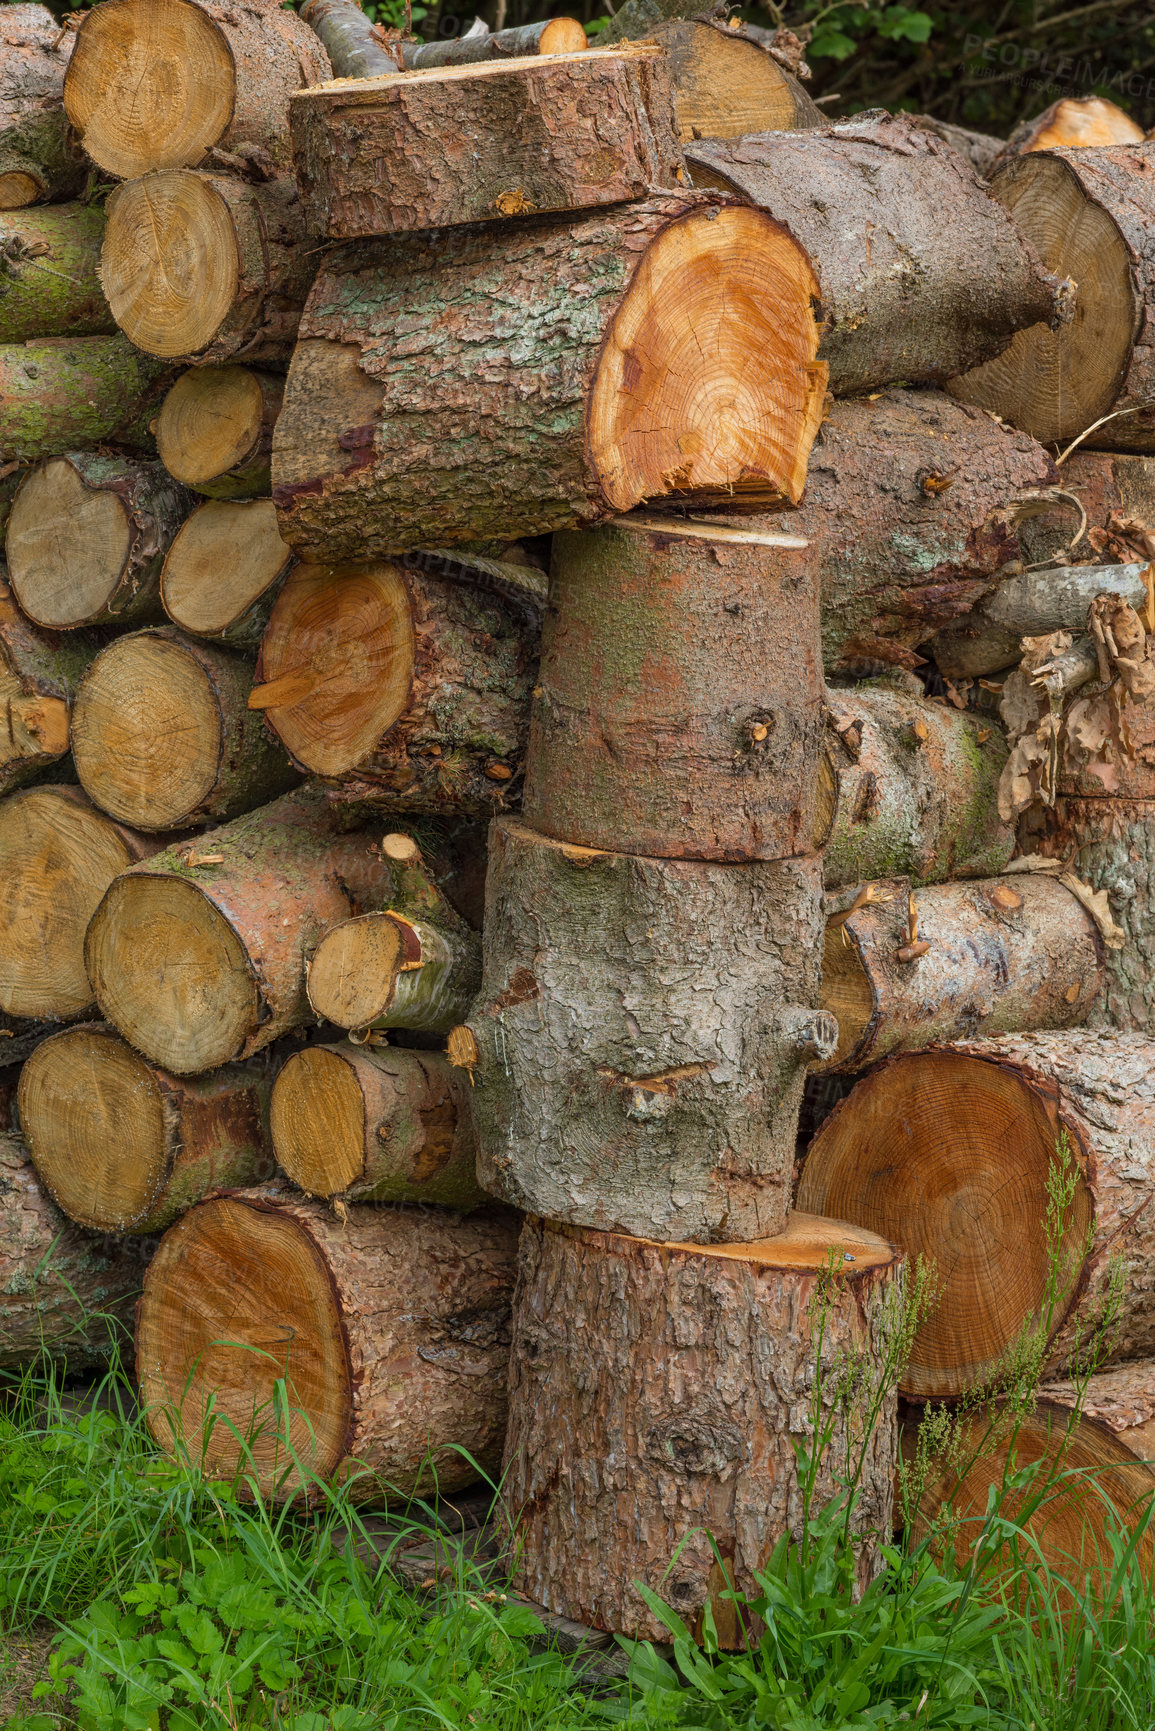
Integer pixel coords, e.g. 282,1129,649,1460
642,1409,747,1477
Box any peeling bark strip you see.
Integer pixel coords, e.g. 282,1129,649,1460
503,1214,902,1642
0,785,163,1022
821,685,1013,889
0,5,86,209
85,784,392,1074
7,453,191,628
137,1190,518,1502
0,203,112,342
457,818,829,1244
952,144,1155,449
0,1133,142,1372
524,516,824,860
63,0,331,180
291,47,683,240
253,559,538,816
0,336,171,463
687,115,1061,398
270,1042,485,1209
0,580,101,798
102,172,314,367
271,191,828,558
820,873,1103,1071
799,1032,1155,1399
19,1024,274,1234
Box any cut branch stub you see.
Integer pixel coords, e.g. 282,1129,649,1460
0,336,171,463
524,514,824,860
457,817,829,1243
270,1042,485,1208
136,1190,517,1501
71,628,299,832
161,499,294,646
0,786,162,1023
0,5,86,209
291,47,683,239
156,367,285,501
0,202,112,343
951,145,1155,449
271,191,827,558
63,0,331,179
504,1213,902,1642
820,873,1103,1071
0,577,100,798
686,115,1062,398
85,784,392,1073
19,1024,275,1234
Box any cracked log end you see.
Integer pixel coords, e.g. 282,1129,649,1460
8,456,133,627
102,172,240,358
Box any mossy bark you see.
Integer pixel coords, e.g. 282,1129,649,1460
0,6,87,207
0,201,111,341
0,573,99,796
0,336,170,463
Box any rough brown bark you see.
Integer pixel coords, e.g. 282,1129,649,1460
1039,1360,1155,1465
252,559,538,815
156,367,284,501
0,1132,142,1371
71,628,299,832
819,872,1103,1071
1015,449,1155,567
0,202,111,342
291,46,682,240
19,1023,275,1233
503,1213,903,1642
85,784,392,1073
0,5,86,209
0,575,100,797
161,499,294,646
992,96,1145,169
951,145,1155,449
270,1041,485,1208
930,561,1149,679
271,191,828,557
607,17,821,138
0,785,163,1023
7,453,191,628
821,684,1013,889
687,116,1061,399
137,1189,517,1501
103,172,314,366
523,515,823,861
0,336,171,463
908,114,1004,177
63,0,331,180
456,817,832,1243
799,1032,1155,1399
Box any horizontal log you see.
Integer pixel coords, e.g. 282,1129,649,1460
156,367,284,500
137,1189,518,1500
908,114,1003,177
161,499,294,646
271,191,827,556
403,18,587,68
291,47,682,238
0,336,170,463
0,576,98,797
993,95,1144,169
0,5,86,208
605,16,822,139
0,202,112,342
1038,1360,1155,1465
931,561,1150,678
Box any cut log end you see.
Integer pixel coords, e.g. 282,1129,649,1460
87,873,257,1075
7,456,132,628
162,499,293,637
799,1050,1093,1399
103,173,239,359
819,920,875,1069
537,17,587,53
589,204,825,513
63,0,236,179
307,913,406,1032
156,367,273,489
270,1046,366,1196
0,172,43,210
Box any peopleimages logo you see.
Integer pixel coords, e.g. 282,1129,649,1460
964,35,1155,102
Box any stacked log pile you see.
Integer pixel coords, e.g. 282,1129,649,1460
3,0,1155,1615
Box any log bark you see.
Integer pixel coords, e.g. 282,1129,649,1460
524,514,822,860
19,1023,275,1233
0,574,99,797
0,201,111,341
402,19,588,69
1039,1360,1155,1465
930,561,1151,679
908,114,1004,177
0,1132,142,1371
103,171,314,367
951,144,1155,450
503,1213,903,1642
71,627,299,832
251,558,537,815
63,0,331,180
780,390,1057,675
993,96,1145,169
291,46,682,240
0,5,86,209
799,1031,1155,1398
819,873,1103,1072
686,116,1062,398
136,1189,517,1501
605,16,822,138
85,783,392,1072
156,366,284,500
7,452,191,627
0,785,163,1023
161,499,294,646
0,336,170,463
821,685,1013,889
271,191,828,557
1016,449,1155,567
270,1041,485,1208
455,817,832,1243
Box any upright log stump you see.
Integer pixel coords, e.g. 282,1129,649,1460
504,1213,903,1642
455,818,832,1243
137,1190,517,1500
524,515,822,860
